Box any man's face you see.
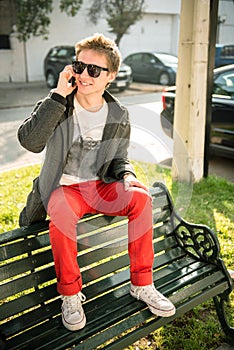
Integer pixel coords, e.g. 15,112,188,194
75,49,116,95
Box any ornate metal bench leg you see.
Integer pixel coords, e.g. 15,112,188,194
213,295,234,341
0,330,7,350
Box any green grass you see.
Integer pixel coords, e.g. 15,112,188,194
0,162,233,349
0,164,41,232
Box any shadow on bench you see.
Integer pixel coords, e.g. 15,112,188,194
0,182,233,349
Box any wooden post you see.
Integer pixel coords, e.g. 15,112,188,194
172,0,211,182
204,0,219,177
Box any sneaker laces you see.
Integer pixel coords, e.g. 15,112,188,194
62,292,86,314
134,284,165,302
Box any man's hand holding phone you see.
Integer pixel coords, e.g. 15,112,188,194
53,65,77,97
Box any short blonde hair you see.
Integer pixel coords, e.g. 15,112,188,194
75,33,121,73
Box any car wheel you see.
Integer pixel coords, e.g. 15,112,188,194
159,72,170,86
46,71,57,88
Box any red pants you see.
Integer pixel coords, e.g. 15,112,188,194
48,180,154,296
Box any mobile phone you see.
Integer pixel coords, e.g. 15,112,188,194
69,76,76,87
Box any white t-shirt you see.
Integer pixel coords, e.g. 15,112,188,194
73,97,108,141
60,97,108,185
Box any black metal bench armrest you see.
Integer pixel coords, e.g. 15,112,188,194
152,181,233,292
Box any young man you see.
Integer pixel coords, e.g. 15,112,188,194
18,33,175,331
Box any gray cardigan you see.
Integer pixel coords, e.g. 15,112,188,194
18,89,135,226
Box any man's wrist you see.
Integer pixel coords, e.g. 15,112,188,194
123,172,133,179
50,92,67,105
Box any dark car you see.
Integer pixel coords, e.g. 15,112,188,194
160,64,234,159
123,52,178,86
215,44,234,68
44,46,75,88
109,62,132,91
44,45,132,91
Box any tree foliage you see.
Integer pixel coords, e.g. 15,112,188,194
15,0,83,41
14,0,145,45
59,0,83,17
15,0,53,41
87,0,145,45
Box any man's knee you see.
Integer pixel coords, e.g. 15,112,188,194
128,187,152,214
47,188,65,217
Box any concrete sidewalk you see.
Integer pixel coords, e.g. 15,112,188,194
0,80,162,109
0,81,50,109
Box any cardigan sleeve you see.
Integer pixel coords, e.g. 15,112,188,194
18,93,66,153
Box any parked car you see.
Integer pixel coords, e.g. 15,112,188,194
108,62,132,91
44,46,75,88
123,52,178,85
215,44,234,68
160,64,234,159
43,45,132,91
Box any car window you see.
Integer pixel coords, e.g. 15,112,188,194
143,53,159,64
155,53,178,65
220,45,234,58
213,69,234,98
57,48,71,57
67,47,75,56
49,48,59,57
128,54,143,63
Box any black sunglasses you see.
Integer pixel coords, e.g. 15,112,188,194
72,61,109,78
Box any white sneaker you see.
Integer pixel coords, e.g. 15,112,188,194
130,284,176,317
61,292,86,331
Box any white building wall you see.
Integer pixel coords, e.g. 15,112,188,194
25,0,181,82
145,0,181,13
0,0,233,83
0,50,12,82
1,0,182,82
217,0,234,43
25,2,110,81
120,13,180,57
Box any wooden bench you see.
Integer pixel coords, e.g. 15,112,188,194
0,182,233,350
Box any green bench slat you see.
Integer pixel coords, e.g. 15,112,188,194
0,240,184,317
0,265,56,300
0,221,49,244
0,223,177,283
3,259,232,349
0,255,215,341
0,226,179,298
0,233,50,261
98,281,231,350
75,274,230,350
0,283,57,320
0,248,53,280
2,257,206,324
0,258,220,342
8,273,229,350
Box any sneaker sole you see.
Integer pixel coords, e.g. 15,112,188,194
62,313,86,331
148,304,176,317
130,291,176,318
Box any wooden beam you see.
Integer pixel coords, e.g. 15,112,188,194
172,0,211,182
